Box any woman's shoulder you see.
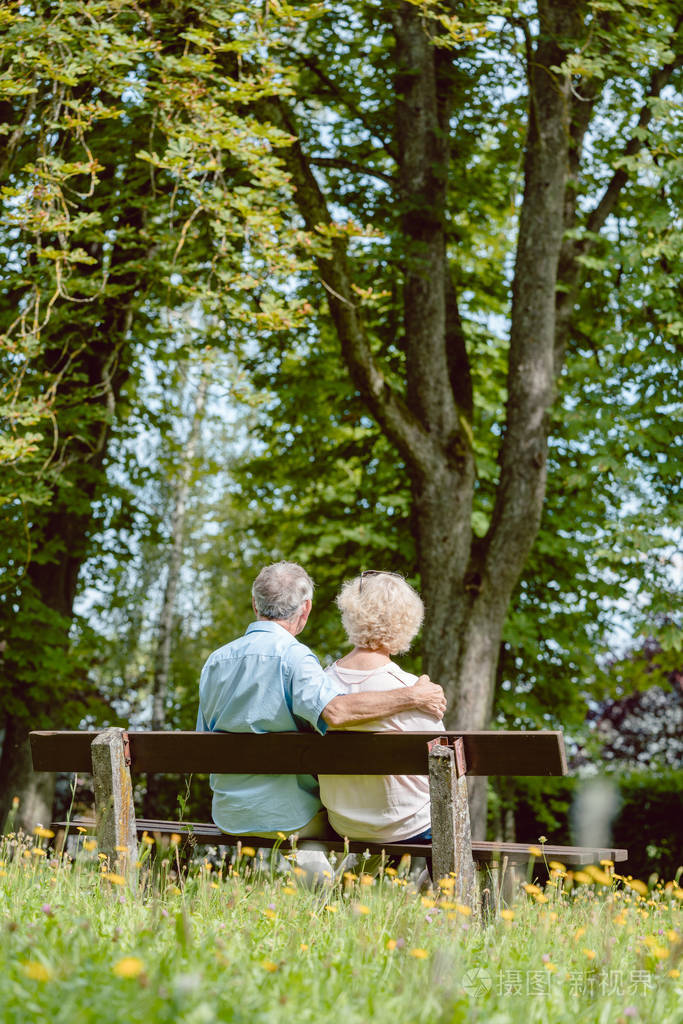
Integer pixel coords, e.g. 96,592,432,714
384,662,418,687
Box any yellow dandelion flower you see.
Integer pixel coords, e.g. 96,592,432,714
548,860,566,872
527,846,542,857
582,949,596,960
438,876,455,892
33,826,54,839
626,878,648,897
669,969,680,979
534,893,549,904
210,882,219,890
326,904,338,913
300,943,309,952
549,912,558,922
410,948,429,959
614,913,627,926
23,961,52,981
240,847,255,858
673,888,683,901
545,962,557,972
652,946,669,959
170,834,182,845
263,908,276,920
666,930,678,943
76,826,87,834
112,957,145,979
103,872,127,886
141,834,154,846
354,904,370,915
360,874,374,886
421,897,436,908
523,883,542,895
31,848,46,857
0,870,7,878
343,871,358,882
261,959,278,972
500,909,515,921
83,839,97,851
585,865,612,886
574,927,586,941
384,867,398,877
293,867,306,877
455,904,472,916
387,939,397,950
282,886,297,895
277,832,287,841
573,871,592,884
170,886,182,895
600,859,613,868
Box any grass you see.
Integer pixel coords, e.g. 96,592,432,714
0,827,681,1024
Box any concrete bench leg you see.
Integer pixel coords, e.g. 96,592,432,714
91,728,138,875
428,739,477,909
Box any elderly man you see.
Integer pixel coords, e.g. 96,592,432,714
197,561,446,838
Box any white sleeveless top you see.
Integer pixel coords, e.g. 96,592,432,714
318,661,445,842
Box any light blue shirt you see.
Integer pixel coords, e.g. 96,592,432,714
196,620,344,834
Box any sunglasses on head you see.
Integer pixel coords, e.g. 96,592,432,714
358,569,404,592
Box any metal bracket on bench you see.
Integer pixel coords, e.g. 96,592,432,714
121,730,132,768
453,736,467,778
427,735,468,777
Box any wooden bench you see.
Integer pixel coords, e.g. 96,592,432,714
30,727,627,904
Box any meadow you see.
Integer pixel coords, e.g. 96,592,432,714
0,826,681,1024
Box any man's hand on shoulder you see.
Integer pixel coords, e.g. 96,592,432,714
410,675,447,719
321,674,446,728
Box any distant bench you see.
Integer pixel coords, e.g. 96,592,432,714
30,728,627,905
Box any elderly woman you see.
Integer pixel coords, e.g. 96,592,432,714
319,571,444,843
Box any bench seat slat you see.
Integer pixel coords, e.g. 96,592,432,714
30,729,567,776
51,817,627,865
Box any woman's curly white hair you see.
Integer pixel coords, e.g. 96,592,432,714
336,572,424,655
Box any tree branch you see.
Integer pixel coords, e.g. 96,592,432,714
260,96,437,474
587,49,683,238
309,155,396,187
484,0,581,600
294,52,398,162
554,27,683,365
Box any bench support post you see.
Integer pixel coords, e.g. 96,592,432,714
91,728,137,875
428,739,477,908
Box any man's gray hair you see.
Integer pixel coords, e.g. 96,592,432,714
252,561,314,621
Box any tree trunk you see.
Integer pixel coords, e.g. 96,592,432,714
0,716,55,834
0,319,137,828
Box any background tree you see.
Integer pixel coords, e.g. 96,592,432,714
239,0,679,811
0,0,305,826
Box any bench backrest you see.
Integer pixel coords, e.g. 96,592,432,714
30,729,567,777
